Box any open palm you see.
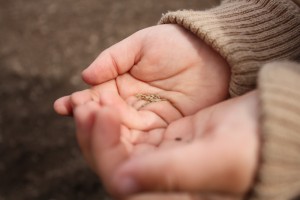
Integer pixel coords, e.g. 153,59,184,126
54,24,230,132
73,91,259,199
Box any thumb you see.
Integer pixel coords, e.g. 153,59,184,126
90,106,132,195
82,33,142,85
112,139,247,196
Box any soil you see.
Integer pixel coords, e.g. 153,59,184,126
0,1,220,199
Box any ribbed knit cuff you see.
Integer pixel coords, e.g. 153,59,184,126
248,61,300,200
159,0,300,96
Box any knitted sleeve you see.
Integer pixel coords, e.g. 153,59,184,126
247,61,300,200
158,0,300,96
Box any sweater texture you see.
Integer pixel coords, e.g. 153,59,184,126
159,0,300,96
159,0,300,199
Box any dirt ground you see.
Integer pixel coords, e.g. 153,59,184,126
0,1,220,199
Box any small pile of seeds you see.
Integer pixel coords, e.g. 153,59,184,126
135,93,167,108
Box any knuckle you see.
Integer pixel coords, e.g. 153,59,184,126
70,91,83,105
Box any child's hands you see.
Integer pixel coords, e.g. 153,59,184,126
54,24,230,120
74,91,259,198
54,24,236,199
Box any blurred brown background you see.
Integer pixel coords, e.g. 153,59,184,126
0,1,220,199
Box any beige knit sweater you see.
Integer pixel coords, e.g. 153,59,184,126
159,0,300,199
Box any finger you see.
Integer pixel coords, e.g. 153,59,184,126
70,89,96,108
138,100,183,124
53,96,72,116
82,33,142,85
90,106,131,195
54,78,121,116
74,101,101,171
128,129,164,146
113,138,248,196
53,90,97,116
100,92,167,130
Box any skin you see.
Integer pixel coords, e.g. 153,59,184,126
54,24,258,199
73,91,259,199
54,24,230,129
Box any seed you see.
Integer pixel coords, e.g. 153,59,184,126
135,93,167,109
135,94,167,103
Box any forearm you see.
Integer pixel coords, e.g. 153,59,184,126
159,0,300,96
247,61,300,200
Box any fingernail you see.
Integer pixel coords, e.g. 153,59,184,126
117,177,139,195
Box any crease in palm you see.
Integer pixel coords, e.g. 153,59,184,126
76,65,203,153
54,24,230,155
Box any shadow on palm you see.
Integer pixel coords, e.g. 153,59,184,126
54,24,230,141
76,91,258,198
